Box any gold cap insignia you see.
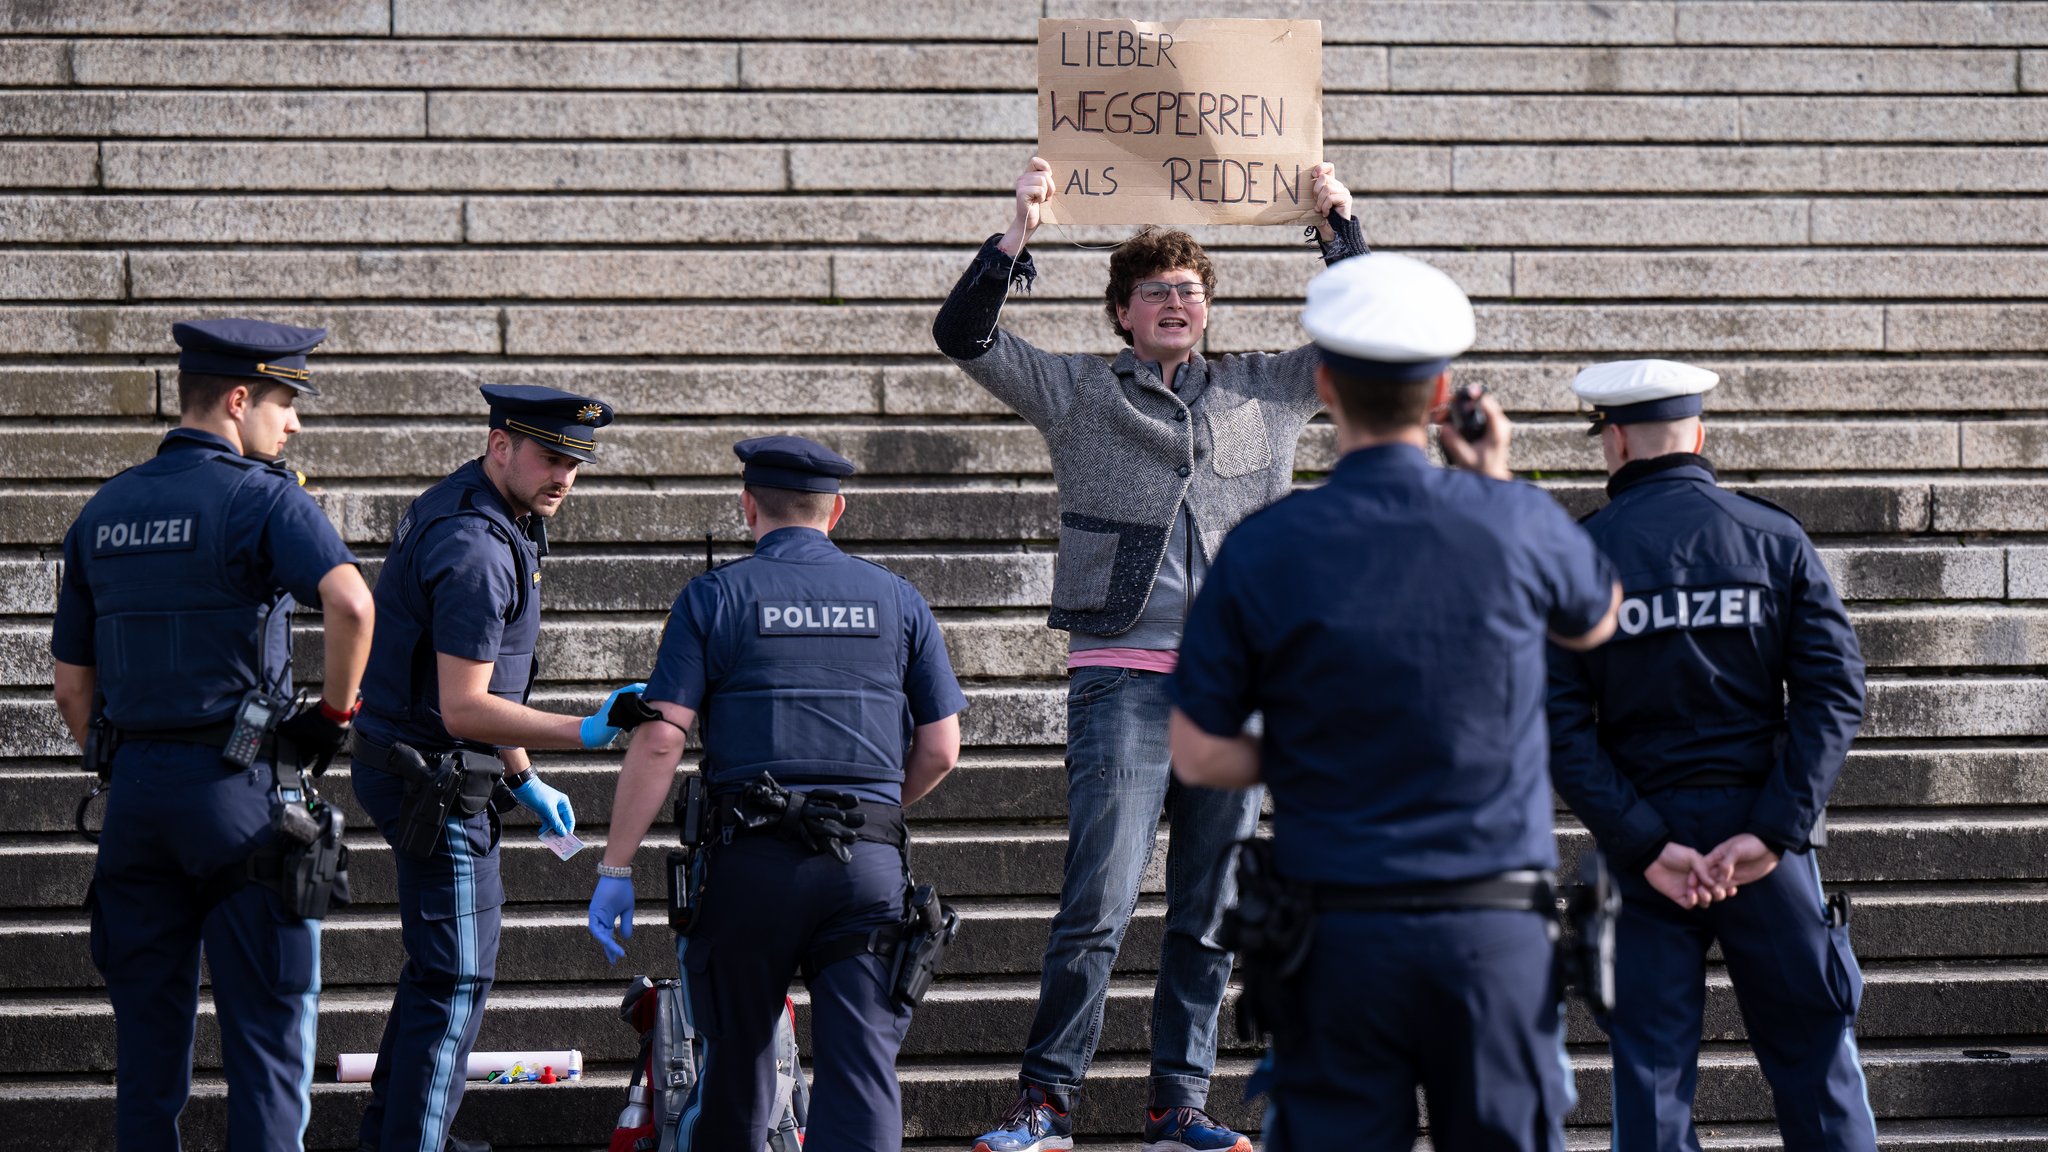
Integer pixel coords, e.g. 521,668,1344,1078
577,403,605,425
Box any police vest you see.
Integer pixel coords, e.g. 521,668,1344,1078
360,463,539,752
698,553,913,791
77,445,294,730
1579,463,1805,788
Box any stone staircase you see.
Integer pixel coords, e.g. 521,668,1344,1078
6,0,2048,1146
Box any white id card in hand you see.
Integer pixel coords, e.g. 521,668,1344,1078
541,831,585,861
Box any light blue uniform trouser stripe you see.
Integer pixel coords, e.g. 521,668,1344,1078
296,920,322,1146
419,816,481,1152
1810,854,1880,1141
674,935,709,1151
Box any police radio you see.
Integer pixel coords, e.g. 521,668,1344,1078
222,689,290,771
1449,384,1490,442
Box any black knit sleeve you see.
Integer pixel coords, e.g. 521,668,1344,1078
932,234,1038,361
1310,210,1370,265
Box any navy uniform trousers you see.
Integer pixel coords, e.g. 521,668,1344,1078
1269,908,1573,1152
674,834,912,1152
1607,786,1878,1152
91,741,321,1152
352,763,504,1152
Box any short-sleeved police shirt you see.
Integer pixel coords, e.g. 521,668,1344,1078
646,527,966,803
51,428,357,667
1170,443,1615,887
414,516,523,666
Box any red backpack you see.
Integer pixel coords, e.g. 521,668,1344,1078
611,975,808,1152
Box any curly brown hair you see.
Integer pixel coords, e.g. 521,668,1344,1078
1103,229,1216,346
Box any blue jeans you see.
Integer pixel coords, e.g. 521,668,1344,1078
1019,665,1262,1109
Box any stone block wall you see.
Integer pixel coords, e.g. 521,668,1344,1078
1,2,2045,1146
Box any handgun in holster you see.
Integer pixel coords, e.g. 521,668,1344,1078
1212,838,1315,1044
667,774,707,935
264,793,350,920
82,709,118,784
75,703,120,843
888,882,960,1009
391,744,493,859
1555,850,1621,1015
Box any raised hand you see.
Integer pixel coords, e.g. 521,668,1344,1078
1310,162,1353,238
1001,156,1056,256
1434,388,1513,481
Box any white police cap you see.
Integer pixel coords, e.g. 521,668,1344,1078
1301,253,1475,381
1571,359,1718,435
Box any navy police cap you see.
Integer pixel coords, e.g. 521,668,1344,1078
480,383,614,464
734,435,855,494
172,318,328,396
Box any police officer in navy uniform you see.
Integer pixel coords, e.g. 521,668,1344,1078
51,319,376,1150
1167,256,1622,1151
1546,360,1877,1151
352,385,645,1152
589,436,966,1152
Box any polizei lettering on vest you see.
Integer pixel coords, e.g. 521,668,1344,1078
1616,586,1765,638
92,515,199,555
758,600,883,637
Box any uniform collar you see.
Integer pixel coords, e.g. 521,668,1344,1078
755,525,839,559
1330,441,1432,482
158,427,238,455
452,457,548,553
1607,453,1717,499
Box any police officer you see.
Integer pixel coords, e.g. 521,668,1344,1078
351,385,644,1152
1166,256,1621,1152
588,436,966,1152
1546,360,1876,1151
50,319,375,1149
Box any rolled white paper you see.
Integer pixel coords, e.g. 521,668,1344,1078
336,1050,584,1083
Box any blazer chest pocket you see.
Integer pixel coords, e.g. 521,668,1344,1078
1052,523,1119,612
1205,396,1272,479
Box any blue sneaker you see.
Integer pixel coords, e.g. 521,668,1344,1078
1142,1106,1252,1152
971,1086,1073,1152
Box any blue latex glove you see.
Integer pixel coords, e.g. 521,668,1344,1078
510,775,575,838
588,875,634,964
579,681,649,749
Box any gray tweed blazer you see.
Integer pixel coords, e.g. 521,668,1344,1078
935,236,1352,637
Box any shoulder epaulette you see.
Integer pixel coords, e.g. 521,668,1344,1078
1732,489,1804,528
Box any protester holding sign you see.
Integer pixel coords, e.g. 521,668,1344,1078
932,154,1361,1152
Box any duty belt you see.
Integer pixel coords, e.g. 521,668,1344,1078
119,720,235,747
1312,870,1555,914
353,736,475,778
709,796,909,850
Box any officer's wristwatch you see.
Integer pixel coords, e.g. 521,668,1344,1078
506,766,536,789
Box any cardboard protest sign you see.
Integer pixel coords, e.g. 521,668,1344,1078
1037,18,1322,227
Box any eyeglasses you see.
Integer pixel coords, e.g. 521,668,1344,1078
1133,281,1210,304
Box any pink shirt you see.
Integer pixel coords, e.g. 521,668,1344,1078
1067,647,1178,674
